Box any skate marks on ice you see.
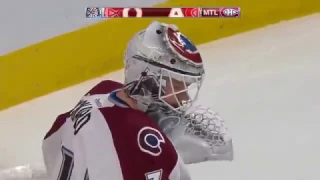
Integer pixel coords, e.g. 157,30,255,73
0,164,47,180
0,14,319,180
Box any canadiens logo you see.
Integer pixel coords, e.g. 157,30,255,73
221,8,240,17
137,126,165,156
164,27,202,66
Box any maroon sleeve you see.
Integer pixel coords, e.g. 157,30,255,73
99,106,178,180
44,112,69,139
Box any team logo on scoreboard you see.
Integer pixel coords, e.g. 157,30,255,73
137,126,165,156
86,7,101,18
105,8,122,18
220,8,241,17
187,8,199,17
164,27,202,66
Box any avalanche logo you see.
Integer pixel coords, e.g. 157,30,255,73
137,126,165,156
165,27,203,66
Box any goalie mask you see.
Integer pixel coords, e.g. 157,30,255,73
123,21,205,114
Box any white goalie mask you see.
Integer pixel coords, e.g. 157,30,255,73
123,21,205,114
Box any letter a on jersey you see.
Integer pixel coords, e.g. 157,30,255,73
137,126,165,156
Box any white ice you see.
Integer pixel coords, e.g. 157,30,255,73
0,14,319,180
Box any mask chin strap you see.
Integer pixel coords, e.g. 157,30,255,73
136,98,151,112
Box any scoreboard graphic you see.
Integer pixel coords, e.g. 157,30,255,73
85,7,241,18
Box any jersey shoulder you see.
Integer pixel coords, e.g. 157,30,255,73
44,112,69,139
77,80,123,109
98,106,178,180
44,80,122,139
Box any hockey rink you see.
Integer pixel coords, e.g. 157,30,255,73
0,14,319,179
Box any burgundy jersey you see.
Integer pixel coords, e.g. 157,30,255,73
42,80,190,180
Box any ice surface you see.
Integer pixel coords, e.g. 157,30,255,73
0,14,319,180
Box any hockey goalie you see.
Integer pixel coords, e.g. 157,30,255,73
42,21,233,180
